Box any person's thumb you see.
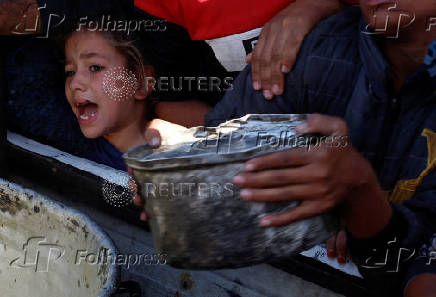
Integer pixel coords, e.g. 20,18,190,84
144,128,161,148
295,114,348,137
245,52,253,64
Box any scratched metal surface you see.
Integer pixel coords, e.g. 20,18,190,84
0,179,119,297
125,114,340,269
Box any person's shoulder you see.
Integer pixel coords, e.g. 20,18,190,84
300,6,362,60
311,6,362,37
292,6,363,94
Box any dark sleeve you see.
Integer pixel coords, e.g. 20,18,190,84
203,24,323,127
403,232,436,293
203,18,327,126
204,64,302,126
204,7,363,126
347,175,436,297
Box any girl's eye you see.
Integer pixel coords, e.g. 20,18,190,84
65,70,75,77
90,65,104,72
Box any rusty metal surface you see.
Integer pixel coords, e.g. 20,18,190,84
125,114,311,170
125,114,340,269
0,179,119,297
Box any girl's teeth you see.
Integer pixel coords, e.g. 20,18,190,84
79,112,96,121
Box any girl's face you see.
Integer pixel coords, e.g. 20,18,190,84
65,31,145,139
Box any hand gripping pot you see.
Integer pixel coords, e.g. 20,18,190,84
124,114,339,269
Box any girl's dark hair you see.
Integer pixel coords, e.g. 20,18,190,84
98,29,147,89
64,14,153,90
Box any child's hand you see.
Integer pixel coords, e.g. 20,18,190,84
144,119,189,146
130,119,188,221
129,123,161,221
233,114,382,227
326,228,349,264
129,168,148,221
246,0,346,99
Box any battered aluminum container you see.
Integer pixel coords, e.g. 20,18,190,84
0,179,119,297
125,114,339,269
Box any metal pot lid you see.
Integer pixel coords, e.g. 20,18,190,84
124,114,309,170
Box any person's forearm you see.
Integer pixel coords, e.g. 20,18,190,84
0,0,41,35
155,100,212,128
341,172,393,239
406,274,436,297
291,0,347,31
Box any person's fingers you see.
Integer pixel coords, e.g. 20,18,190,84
246,52,253,64
281,64,291,74
128,168,144,206
405,274,436,297
128,177,142,205
326,234,337,258
145,119,187,146
276,42,298,92
336,228,348,264
127,168,134,176
258,200,332,227
244,147,310,172
280,44,297,74
280,31,303,74
296,114,348,137
269,32,302,96
128,165,147,221
251,27,268,91
144,128,161,148
239,182,330,203
140,211,148,221
133,193,144,206
234,163,326,188
269,35,289,96
258,30,276,99
270,65,285,96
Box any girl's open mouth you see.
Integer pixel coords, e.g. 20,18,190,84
76,101,98,124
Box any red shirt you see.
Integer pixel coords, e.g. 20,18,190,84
135,0,359,40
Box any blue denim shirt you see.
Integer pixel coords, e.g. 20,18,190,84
206,7,436,296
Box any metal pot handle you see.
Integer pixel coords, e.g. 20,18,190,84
112,280,142,297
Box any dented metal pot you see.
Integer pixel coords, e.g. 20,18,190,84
125,114,339,269
0,179,119,297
